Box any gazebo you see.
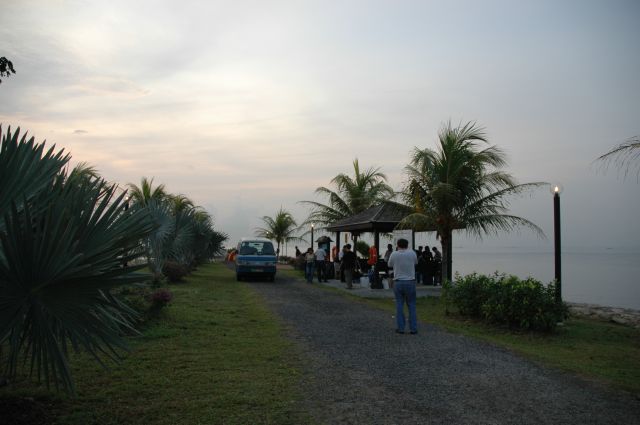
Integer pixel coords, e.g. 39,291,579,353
324,202,412,256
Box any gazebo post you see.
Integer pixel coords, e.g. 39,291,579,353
411,230,416,251
374,231,380,255
336,231,341,259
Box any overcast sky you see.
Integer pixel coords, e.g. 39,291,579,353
1,0,639,251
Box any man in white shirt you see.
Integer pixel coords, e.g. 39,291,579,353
388,238,419,334
314,245,328,282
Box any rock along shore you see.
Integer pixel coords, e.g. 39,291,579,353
567,303,640,328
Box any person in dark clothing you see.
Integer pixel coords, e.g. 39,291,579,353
422,247,434,285
432,246,442,285
340,244,357,289
415,246,424,284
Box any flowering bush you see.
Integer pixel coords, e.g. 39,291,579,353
149,289,173,311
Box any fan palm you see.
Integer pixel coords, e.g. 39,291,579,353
255,208,303,258
595,136,640,181
302,158,394,226
144,198,176,280
143,196,224,275
0,176,154,393
0,125,69,226
399,121,545,281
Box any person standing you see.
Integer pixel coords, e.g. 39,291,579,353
314,244,328,282
422,246,434,285
432,246,442,285
295,246,302,257
388,238,419,334
304,248,315,283
415,246,424,284
340,244,357,289
383,244,393,262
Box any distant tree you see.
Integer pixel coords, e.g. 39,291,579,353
168,194,195,215
127,177,167,206
595,136,640,181
0,57,16,84
354,240,370,258
255,207,303,258
66,162,100,186
302,158,394,227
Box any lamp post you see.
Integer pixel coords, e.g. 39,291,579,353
311,224,314,248
551,184,563,304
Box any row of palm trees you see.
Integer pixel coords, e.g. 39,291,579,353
260,121,545,280
0,126,226,393
127,177,228,281
270,122,637,282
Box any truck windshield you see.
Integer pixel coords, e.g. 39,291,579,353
239,241,275,256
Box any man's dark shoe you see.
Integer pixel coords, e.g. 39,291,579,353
410,331,418,335
395,329,405,334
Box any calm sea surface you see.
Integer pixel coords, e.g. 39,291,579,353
451,247,640,310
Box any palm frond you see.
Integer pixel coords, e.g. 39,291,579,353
595,136,640,181
0,125,70,221
0,178,154,394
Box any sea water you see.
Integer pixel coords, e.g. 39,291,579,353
451,247,640,310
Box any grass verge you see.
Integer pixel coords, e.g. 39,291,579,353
1,262,307,425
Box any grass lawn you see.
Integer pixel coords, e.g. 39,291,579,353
283,267,640,395
0,262,308,425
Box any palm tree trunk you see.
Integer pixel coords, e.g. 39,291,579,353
446,234,453,282
440,231,452,283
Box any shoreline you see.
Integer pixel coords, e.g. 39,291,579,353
567,302,640,328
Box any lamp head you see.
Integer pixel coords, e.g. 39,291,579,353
550,183,563,195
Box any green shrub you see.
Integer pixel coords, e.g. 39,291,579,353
162,260,188,282
355,240,370,258
450,273,493,317
451,273,568,331
113,285,173,321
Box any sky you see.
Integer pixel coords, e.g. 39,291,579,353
1,0,639,253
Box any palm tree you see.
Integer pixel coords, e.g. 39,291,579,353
1,127,154,393
399,121,545,281
0,125,70,224
127,177,167,206
595,136,640,181
302,158,394,226
255,207,303,258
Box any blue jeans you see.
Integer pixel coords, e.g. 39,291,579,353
394,280,417,333
305,262,315,283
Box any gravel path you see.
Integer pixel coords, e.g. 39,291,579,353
244,273,640,425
